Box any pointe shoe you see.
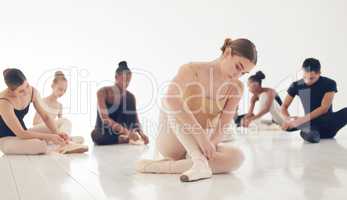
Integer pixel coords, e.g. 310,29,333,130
180,168,212,182
221,133,234,143
136,158,173,173
129,131,145,145
58,143,89,154
70,136,85,144
180,158,212,182
129,139,145,145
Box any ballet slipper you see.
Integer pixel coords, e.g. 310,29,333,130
136,158,174,173
58,143,89,154
221,133,234,143
129,131,145,145
180,157,212,182
70,136,85,144
129,139,145,145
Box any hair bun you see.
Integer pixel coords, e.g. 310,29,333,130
54,71,65,78
225,38,232,44
221,38,233,52
255,71,265,80
3,68,11,76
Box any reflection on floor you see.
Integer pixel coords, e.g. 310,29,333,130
1,130,347,200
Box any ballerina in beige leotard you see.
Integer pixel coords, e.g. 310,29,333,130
137,38,258,182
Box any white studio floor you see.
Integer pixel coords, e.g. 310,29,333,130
1,130,347,200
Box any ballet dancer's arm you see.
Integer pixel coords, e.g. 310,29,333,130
281,94,295,119
129,93,149,144
250,90,276,121
240,95,258,127
32,111,42,125
285,92,335,128
0,99,65,145
210,80,244,145
96,87,129,135
58,103,63,118
165,64,215,159
32,88,69,141
32,97,47,125
280,94,296,130
246,95,258,116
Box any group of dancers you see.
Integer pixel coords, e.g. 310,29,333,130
1,38,346,182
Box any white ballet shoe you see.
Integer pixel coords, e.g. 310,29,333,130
129,139,145,145
180,158,212,182
58,143,89,154
221,133,234,143
129,131,145,145
136,158,174,173
180,168,212,182
70,136,85,144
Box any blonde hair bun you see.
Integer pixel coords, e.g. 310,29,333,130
53,70,67,83
54,71,65,78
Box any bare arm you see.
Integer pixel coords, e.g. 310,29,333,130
252,90,276,120
0,100,52,140
246,95,257,116
132,96,143,132
300,92,335,124
210,80,244,145
32,88,59,134
129,94,149,144
281,94,295,119
57,103,63,118
32,112,42,125
282,92,335,129
96,87,127,135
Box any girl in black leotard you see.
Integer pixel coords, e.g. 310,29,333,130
91,61,148,145
0,68,70,155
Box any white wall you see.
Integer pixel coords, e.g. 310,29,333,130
1,0,346,137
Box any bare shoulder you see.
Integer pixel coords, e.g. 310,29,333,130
97,86,114,97
263,87,276,96
97,86,110,93
233,80,244,93
31,87,40,101
173,63,195,81
187,61,212,72
0,98,11,106
0,98,12,112
177,62,194,74
0,90,6,99
175,61,212,81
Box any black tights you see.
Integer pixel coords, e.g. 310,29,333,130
292,108,347,142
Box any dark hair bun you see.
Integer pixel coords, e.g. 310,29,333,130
116,61,131,74
3,68,27,90
254,71,265,80
3,68,11,76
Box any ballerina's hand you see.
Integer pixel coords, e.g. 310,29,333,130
282,118,300,130
138,132,149,145
129,130,141,141
200,140,216,160
48,134,66,145
58,132,70,143
241,117,252,127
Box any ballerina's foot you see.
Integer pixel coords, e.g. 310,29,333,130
180,167,212,182
136,158,173,173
